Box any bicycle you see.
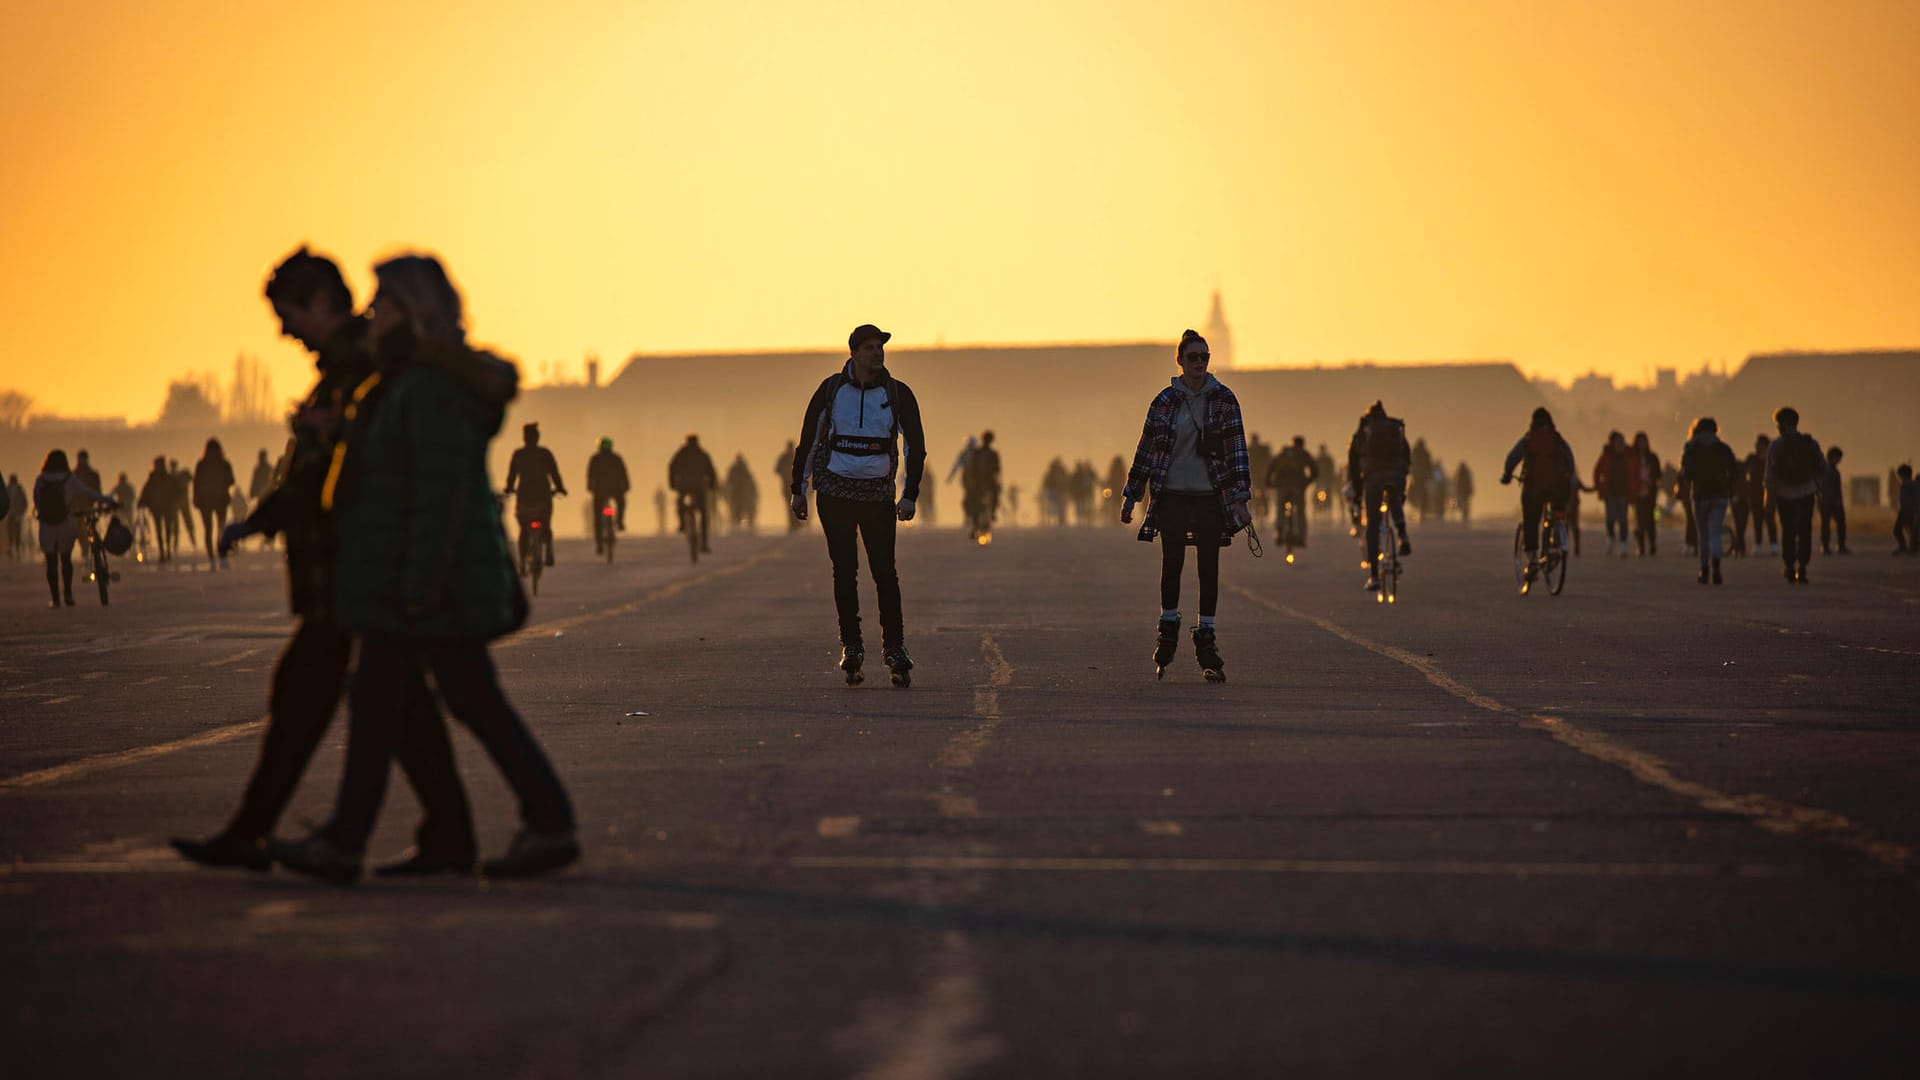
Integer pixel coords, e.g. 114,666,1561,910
79,508,119,606
1372,492,1401,605
1513,504,1569,596
1276,492,1306,565
676,492,700,564
506,491,558,596
594,498,617,564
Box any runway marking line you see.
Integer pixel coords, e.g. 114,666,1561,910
929,632,1013,818
1231,585,1914,874
840,632,1014,1080
818,815,862,838
0,544,794,793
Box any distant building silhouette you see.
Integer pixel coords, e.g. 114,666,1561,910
1203,289,1234,370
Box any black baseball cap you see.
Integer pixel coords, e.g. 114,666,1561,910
848,324,891,352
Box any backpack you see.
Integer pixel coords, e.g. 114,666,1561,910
1270,449,1310,489
1524,428,1565,488
34,478,70,525
1775,433,1819,486
1363,419,1406,471
1690,442,1734,492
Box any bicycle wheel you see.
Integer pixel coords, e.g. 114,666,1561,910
1513,523,1530,593
94,543,110,605
1546,523,1569,595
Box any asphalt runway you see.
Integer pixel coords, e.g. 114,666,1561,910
2,517,1917,1078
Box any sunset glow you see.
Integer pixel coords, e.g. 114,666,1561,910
2,0,1916,422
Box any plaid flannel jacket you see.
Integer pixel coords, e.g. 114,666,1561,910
1122,379,1254,544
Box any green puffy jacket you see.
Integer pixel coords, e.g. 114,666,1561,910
331,341,521,642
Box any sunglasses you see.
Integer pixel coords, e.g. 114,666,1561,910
1182,352,1210,363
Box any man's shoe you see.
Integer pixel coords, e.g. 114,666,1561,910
1796,565,1809,584
1398,538,1412,556
1363,575,1380,592
267,832,362,885
1784,565,1796,584
544,551,555,567
482,829,580,879
1712,562,1723,585
1697,568,1709,585
171,834,271,873
373,849,476,878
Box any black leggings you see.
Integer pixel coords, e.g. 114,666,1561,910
199,506,228,561
1156,492,1223,616
43,549,73,601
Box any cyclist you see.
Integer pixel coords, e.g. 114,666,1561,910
668,434,717,554
1500,407,1577,584
585,436,629,554
1264,435,1318,546
504,422,566,568
1349,401,1412,592
964,430,1002,538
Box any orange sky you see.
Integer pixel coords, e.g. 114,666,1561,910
2,0,1916,422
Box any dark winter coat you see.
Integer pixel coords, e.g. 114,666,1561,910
1680,434,1740,501
193,455,235,513
586,449,629,496
245,317,373,617
330,339,521,642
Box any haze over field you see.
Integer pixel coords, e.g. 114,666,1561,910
2,0,1917,423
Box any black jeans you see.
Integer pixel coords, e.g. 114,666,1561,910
323,635,574,854
815,492,903,647
1520,485,1568,556
1777,494,1815,569
199,505,228,562
1819,500,1846,551
1632,497,1657,553
224,618,475,856
1751,495,1777,548
1155,492,1224,617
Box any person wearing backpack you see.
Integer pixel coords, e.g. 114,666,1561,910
789,323,928,687
1592,432,1636,556
1264,435,1318,546
1500,407,1576,579
1765,406,1824,584
1349,400,1413,592
32,449,115,607
1680,416,1740,585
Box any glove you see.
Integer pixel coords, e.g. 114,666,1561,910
1500,474,1513,486
790,494,808,521
895,497,916,522
217,521,252,557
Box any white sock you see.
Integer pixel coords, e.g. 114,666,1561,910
1199,615,1215,628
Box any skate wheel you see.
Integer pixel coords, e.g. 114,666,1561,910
891,671,910,687
846,672,863,686
1204,669,1225,683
